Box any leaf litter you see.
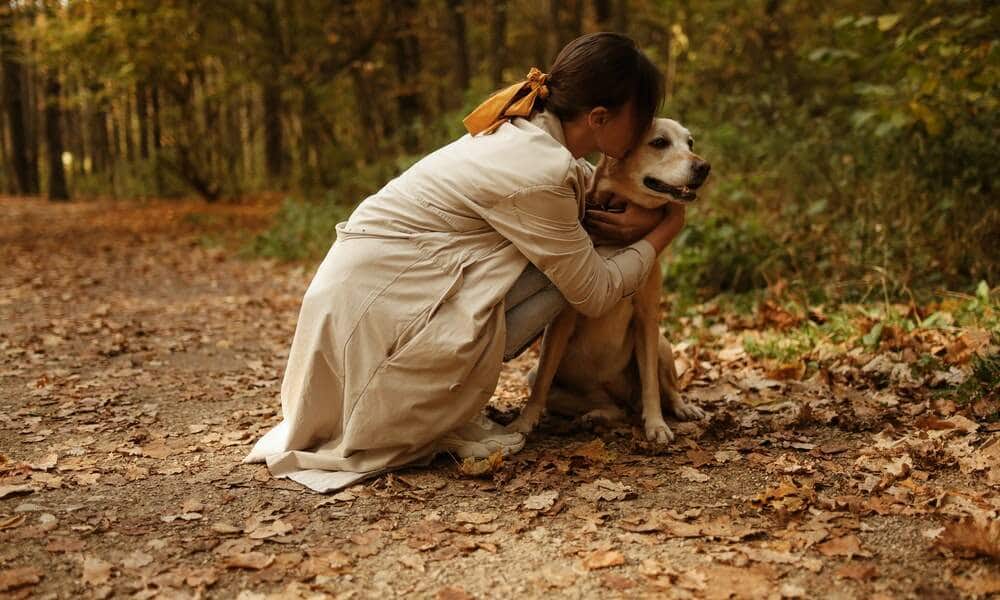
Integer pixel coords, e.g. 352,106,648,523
1,198,998,597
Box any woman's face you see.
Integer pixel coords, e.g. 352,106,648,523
593,100,640,160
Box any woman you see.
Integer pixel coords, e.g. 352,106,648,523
244,32,686,492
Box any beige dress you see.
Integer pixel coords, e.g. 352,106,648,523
243,110,657,492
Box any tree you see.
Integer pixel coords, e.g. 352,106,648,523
43,68,69,200
0,5,37,194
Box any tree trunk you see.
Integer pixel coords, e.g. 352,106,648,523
136,80,149,159
594,0,612,30
0,9,36,194
548,0,562,64
490,0,508,87
570,0,584,40
123,89,135,161
392,0,422,152
614,0,628,34
44,71,69,201
446,0,470,94
151,83,162,151
88,82,110,174
350,65,380,163
263,82,283,179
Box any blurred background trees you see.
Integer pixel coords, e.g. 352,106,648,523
0,0,996,299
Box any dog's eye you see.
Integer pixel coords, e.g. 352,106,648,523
687,139,694,150
649,138,669,149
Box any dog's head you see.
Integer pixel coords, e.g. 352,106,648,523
593,118,710,209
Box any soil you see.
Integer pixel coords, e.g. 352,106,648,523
1,197,997,599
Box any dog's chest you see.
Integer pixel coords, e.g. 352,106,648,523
557,300,636,385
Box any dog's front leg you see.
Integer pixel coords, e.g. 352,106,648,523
509,308,577,435
633,310,673,443
658,335,705,421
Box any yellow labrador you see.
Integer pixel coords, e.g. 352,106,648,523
511,118,710,442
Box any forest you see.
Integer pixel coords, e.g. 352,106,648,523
2,0,996,298
2,2,1000,598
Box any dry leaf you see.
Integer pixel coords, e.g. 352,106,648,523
538,564,577,588
935,518,1000,560
0,484,35,499
816,534,870,558
81,556,114,586
437,586,473,600
582,550,625,570
679,466,710,483
0,567,43,592
577,479,635,502
248,518,293,539
458,451,503,477
835,562,878,580
454,511,496,525
523,490,559,511
223,552,274,570
571,439,613,463
121,550,153,569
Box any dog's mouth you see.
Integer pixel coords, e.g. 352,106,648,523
643,177,700,202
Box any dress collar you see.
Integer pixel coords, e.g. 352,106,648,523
527,109,569,150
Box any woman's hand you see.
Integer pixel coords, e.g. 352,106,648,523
584,195,665,245
642,203,687,255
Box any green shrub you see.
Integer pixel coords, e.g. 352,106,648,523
247,196,354,261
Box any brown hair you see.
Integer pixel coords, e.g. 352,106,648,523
542,32,665,149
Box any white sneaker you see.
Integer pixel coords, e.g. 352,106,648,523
439,413,526,459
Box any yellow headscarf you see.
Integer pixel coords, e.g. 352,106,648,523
463,68,550,136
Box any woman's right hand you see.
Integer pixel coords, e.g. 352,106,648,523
643,203,686,255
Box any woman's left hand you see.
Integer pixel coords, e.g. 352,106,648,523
584,195,665,245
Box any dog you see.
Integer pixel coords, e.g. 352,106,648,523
510,117,710,442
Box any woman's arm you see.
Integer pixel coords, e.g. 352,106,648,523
466,185,659,319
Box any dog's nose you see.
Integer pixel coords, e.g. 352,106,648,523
693,160,711,180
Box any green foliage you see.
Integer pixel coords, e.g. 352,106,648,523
954,343,999,413
667,0,999,300
248,196,354,261
663,214,786,301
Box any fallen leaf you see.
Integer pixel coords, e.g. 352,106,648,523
81,556,114,586
538,564,577,588
0,484,35,499
223,552,275,570
247,518,293,539
571,439,613,463
523,490,559,511
121,550,153,569
835,562,878,580
0,567,43,592
437,586,473,600
935,518,1000,560
458,451,503,477
679,466,710,483
577,479,635,502
582,550,625,570
454,511,496,525
949,571,1000,595
0,515,26,530
816,534,870,558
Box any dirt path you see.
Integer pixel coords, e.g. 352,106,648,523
1,197,997,599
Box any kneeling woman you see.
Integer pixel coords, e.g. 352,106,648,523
244,33,685,492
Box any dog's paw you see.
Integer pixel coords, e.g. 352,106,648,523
508,414,539,435
671,401,705,421
580,407,625,428
644,419,674,443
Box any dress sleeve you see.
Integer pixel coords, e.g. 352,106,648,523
468,183,657,318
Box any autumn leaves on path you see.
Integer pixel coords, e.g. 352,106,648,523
1,197,998,599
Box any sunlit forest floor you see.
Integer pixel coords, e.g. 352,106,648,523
1,197,998,599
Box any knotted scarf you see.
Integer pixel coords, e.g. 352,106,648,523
462,67,550,136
